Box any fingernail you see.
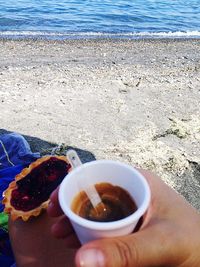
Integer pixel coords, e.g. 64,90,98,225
48,201,54,209
47,201,55,214
78,248,105,267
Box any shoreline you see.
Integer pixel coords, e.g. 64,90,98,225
0,28,200,42
0,36,200,42
0,38,200,209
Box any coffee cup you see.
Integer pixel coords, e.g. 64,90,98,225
59,160,151,244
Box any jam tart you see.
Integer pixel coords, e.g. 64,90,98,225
2,155,71,221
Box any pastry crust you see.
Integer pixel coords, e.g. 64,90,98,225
2,155,71,221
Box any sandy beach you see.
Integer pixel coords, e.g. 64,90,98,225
0,38,200,210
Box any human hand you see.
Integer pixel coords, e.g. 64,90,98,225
47,186,81,248
9,212,77,267
47,169,200,267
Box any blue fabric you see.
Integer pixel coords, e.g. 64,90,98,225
0,228,15,267
0,133,40,212
0,132,40,267
0,132,40,169
0,165,27,212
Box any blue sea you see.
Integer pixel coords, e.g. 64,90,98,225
0,0,200,39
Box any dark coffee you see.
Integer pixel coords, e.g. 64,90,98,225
71,182,137,222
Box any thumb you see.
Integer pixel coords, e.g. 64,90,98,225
75,226,174,267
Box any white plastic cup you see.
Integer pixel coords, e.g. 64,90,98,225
59,160,151,244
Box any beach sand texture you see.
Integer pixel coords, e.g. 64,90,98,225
0,39,200,210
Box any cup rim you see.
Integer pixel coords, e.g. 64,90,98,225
59,160,151,231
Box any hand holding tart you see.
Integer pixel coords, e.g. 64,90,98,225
2,155,71,221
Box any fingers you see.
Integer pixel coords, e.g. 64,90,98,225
51,215,74,238
64,233,81,249
75,225,179,267
47,187,63,217
48,187,79,242
51,215,80,248
48,188,72,240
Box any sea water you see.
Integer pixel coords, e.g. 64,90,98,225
0,0,199,39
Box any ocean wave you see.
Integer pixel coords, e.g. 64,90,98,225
0,30,200,39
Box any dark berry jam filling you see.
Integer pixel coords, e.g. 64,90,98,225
11,157,70,212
